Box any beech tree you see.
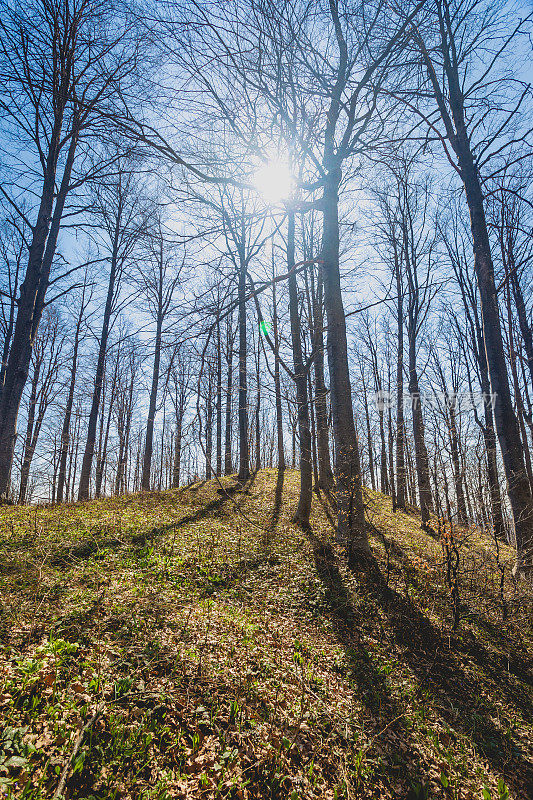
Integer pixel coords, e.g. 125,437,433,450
18,308,64,503
77,168,146,500
56,278,90,503
0,0,531,597
0,0,139,496
139,218,183,491
228,0,426,560
396,0,533,574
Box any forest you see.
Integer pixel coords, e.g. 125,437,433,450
0,0,532,798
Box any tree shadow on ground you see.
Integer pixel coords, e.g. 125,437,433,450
370,525,533,701
314,488,337,529
335,527,533,799
133,474,259,546
182,480,207,493
305,526,430,798
270,468,285,531
259,468,285,556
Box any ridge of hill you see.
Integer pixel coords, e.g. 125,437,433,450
0,469,532,800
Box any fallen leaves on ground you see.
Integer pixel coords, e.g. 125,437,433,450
0,470,531,799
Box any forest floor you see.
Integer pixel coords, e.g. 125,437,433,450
0,469,532,800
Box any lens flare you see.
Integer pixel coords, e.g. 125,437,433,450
253,159,293,203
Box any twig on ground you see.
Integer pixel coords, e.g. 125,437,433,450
53,707,101,798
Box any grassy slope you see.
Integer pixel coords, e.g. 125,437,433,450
0,469,532,800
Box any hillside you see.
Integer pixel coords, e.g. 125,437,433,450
0,470,532,800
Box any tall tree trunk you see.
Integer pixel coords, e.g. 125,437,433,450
78,225,119,501
287,210,312,526
476,456,487,529
159,407,166,490
51,435,59,504
408,336,433,527
368,342,389,495
505,282,533,496
205,369,213,480
141,291,163,491
459,253,506,540
449,78,533,576
121,371,135,494
484,411,505,541
237,254,249,481
405,428,416,507
95,371,107,498
378,405,388,494
395,253,406,511
448,395,468,524
388,400,396,506
511,271,533,390
435,353,467,524
441,453,453,523
290,403,297,469
115,418,126,496
471,320,506,540
18,358,41,504
19,411,47,505
0,127,78,496
0,248,21,394
224,316,234,475
67,407,81,502
272,277,285,472
361,367,376,491
172,413,182,488
115,367,133,496
313,268,335,492
57,294,85,503
463,454,474,521
309,370,319,488
216,317,223,476
96,353,119,497
255,336,261,472
321,168,368,560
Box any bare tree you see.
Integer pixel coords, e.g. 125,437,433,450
114,340,139,495
56,278,90,503
224,307,236,475
0,220,25,392
0,0,138,496
302,214,334,494
169,348,191,489
78,168,145,500
401,174,435,528
130,0,423,561
139,218,183,491
443,212,507,541
18,308,64,502
286,209,312,525
398,0,533,575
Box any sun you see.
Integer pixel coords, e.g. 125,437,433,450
253,158,294,204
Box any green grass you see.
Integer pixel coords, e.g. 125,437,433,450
0,469,531,799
